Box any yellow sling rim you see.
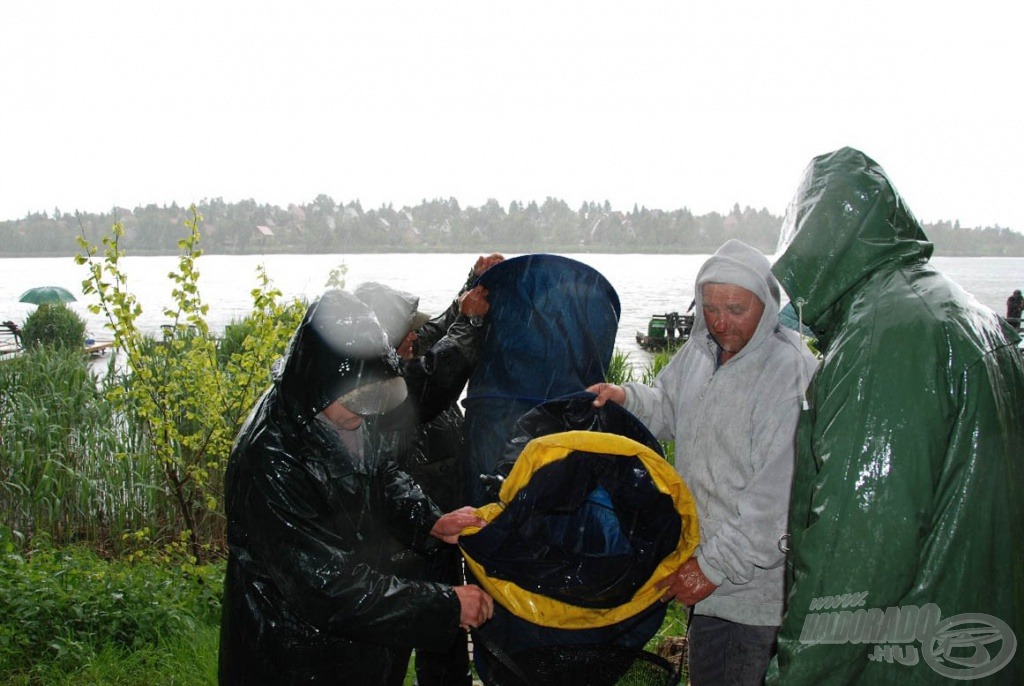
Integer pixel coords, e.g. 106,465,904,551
460,430,699,629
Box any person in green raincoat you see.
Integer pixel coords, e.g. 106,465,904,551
767,147,1024,684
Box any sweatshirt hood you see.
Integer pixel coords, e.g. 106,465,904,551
693,239,782,360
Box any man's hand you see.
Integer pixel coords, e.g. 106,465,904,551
459,285,490,318
396,331,417,361
655,557,718,606
431,506,488,544
586,382,626,407
473,253,505,277
454,584,494,630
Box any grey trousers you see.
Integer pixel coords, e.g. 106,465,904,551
687,614,779,686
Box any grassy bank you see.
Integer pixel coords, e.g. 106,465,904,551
0,316,685,683
0,541,686,686
0,540,222,685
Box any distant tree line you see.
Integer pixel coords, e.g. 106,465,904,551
1,196,1022,257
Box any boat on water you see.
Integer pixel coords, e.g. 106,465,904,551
1,320,22,359
635,312,694,352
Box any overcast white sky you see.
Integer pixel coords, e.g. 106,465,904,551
2,1,1021,232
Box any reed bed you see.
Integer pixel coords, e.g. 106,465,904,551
0,348,173,555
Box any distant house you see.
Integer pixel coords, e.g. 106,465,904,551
247,224,276,252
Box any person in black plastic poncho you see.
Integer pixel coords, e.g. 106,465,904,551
355,253,502,686
218,289,493,686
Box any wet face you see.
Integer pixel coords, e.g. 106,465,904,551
701,283,765,362
321,399,363,430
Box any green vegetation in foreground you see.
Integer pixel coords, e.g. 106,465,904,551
0,538,222,685
0,542,685,686
0,213,703,684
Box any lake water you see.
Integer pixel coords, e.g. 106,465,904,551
2,252,1022,368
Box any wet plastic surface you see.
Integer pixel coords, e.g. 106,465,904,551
768,148,1024,684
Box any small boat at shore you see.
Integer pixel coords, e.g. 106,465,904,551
1,320,23,359
636,312,694,352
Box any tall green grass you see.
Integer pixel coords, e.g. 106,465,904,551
607,348,676,386
3,624,221,686
0,348,169,554
608,348,679,466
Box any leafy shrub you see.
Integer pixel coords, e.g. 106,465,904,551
20,303,86,350
216,299,306,368
77,212,305,558
0,537,223,676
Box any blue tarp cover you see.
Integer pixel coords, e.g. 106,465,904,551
463,254,621,505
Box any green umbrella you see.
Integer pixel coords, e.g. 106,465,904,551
18,286,77,305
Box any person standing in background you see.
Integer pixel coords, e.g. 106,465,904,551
1006,289,1023,328
355,253,503,686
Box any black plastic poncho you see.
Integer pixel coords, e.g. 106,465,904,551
219,290,461,685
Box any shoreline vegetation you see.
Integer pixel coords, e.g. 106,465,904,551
0,214,687,685
2,196,1023,257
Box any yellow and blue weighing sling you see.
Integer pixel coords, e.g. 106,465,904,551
461,426,698,630
458,394,698,686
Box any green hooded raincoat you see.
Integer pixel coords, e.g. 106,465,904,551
767,147,1024,684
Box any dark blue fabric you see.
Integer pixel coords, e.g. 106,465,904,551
462,394,679,685
463,254,621,506
460,394,680,610
460,450,680,609
471,600,669,686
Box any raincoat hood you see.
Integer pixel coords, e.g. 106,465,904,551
276,289,406,425
353,281,430,346
772,146,933,338
692,238,783,360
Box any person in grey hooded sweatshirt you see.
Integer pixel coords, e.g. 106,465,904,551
589,239,818,685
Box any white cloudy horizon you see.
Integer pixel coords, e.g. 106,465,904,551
2,1,1021,232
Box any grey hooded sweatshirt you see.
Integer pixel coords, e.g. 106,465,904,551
622,239,818,626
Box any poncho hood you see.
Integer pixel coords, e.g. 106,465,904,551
772,147,933,340
277,289,406,425
353,281,430,346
